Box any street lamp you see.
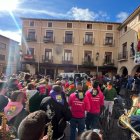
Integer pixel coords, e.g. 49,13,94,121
96,52,99,77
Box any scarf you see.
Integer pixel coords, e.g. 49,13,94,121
50,90,64,105
4,102,23,121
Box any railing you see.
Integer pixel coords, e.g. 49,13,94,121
82,58,94,66
63,37,74,43
43,36,55,43
130,51,135,58
42,55,53,63
26,36,37,42
62,56,73,64
103,39,115,46
83,38,95,45
118,51,128,61
103,59,114,65
24,54,35,61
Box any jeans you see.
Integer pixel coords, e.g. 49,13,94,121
130,115,140,131
86,112,100,130
70,118,85,140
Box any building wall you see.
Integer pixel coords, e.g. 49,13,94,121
118,12,140,75
21,19,120,75
0,35,19,74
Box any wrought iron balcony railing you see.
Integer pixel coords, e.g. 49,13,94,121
118,51,128,61
43,36,55,43
103,59,114,65
62,56,73,64
82,58,94,66
26,36,37,42
42,55,53,63
63,37,74,43
83,38,95,45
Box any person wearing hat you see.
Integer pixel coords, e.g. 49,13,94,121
85,81,104,130
40,84,72,140
69,81,90,140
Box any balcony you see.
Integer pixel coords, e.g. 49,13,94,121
103,39,115,46
118,51,128,61
130,51,135,59
82,58,94,66
63,37,74,44
83,38,95,45
43,36,55,43
103,59,114,66
62,56,73,64
24,54,35,61
26,36,37,42
42,55,53,63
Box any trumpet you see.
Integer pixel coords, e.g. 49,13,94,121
118,95,140,140
0,113,7,140
0,113,16,140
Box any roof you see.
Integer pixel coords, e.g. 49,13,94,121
0,34,19,44
118,6,140,30
20,17,121,25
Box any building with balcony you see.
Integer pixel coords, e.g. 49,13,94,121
0,35,19,74
20,18,120,78
117,6,140,76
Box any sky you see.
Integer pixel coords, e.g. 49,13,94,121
0,0,139,43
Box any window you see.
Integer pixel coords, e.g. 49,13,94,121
84,51,92,62
27,29,36,40
45,30,53,42
124,26,127,32
0,54,5,61
107,25,113,30
105,52,112,64
0,42,6,50
48,22,52,27
105,33,113,45
64,50,72,61
30,21,34,26
122,42,127,58
87,24,92,29
67,23,72,28
65,31,73,43
85,32,93,44
27,48,34,55
45,49,52,60
138,14,140,21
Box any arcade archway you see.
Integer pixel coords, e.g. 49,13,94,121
131,65,140,75
119,66,128,76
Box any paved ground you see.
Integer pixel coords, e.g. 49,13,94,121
63,120,130,140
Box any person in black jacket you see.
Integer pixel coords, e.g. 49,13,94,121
40,84,72,140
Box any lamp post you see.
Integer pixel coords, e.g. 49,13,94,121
96,52,99,77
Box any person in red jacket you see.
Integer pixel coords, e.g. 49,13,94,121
69,81,90,140
85,81,104,130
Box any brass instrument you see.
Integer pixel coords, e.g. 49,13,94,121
0,113,16,140
119,114,140,140
46,121,53,140
0,113,7,140
118,95,140,140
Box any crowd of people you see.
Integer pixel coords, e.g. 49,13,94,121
0,72,140,140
